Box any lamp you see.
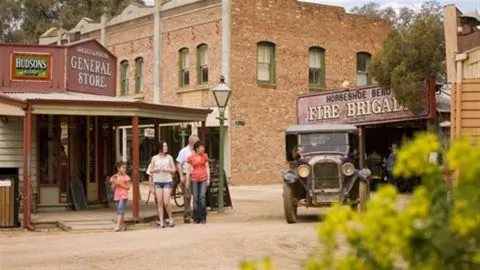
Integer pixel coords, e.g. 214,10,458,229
213,75,232,112
212,75,231,212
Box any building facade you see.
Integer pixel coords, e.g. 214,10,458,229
444,5,480,142
39,0,390,185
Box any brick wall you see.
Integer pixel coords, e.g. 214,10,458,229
90,4,223,105
229,0,390,185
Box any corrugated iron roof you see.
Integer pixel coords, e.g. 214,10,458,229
2,92,137,102
0,91,209,111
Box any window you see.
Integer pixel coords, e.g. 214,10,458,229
309,47,325,87
134,57,143,93
179,48,190,87
120,60,129,95
356,52,372,86
257,42,276,84
197,44,208,84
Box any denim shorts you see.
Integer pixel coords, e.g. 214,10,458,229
154,182,173,190
115,199,128,215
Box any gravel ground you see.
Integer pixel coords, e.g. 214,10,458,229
0,185,323,270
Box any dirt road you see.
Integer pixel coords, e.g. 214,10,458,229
1,185,322,270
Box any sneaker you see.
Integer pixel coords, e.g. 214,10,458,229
167,220,176,228
201,220,206,224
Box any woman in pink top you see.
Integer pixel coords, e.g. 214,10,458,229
110,161,131,232
186,141,210,224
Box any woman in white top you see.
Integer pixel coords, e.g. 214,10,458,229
147,141,176,228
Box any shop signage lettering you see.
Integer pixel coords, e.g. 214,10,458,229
69,47,112,89
297,86,431,125
11,53,52,81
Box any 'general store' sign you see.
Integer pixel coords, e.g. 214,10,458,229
297,86,432,125
70,47,112,89
11,52,52,81
66,40,116,96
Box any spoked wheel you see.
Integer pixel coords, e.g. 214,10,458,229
283,183,297,224
172,180,184,208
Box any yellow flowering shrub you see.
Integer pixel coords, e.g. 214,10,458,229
240,133,480,270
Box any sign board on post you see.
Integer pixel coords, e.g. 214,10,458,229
206,170,233,210
10,52,52,81
297,86,433,126
66,40,117,96
144,128,155,138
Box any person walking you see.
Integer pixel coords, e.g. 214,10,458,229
186,141,210,224
110,161,131,232
146,142,168,227
147,141,177,228
176,134,199,224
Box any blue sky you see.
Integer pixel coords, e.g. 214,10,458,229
144,0,478,13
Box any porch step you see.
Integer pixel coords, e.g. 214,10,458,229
59,220,115,231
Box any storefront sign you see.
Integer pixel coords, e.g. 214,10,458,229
0,179,12,187
144,128,155,138
297,86,432,125
66,40,116,96
10,52,52,81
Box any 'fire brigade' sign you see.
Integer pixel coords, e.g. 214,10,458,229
11,52,52,81
297,86,432,125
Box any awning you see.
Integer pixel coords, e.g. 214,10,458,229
0,92,212,123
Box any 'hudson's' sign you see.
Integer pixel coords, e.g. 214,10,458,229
11,52,52,81
296,86,432,125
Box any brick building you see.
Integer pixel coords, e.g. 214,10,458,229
39,0,390,185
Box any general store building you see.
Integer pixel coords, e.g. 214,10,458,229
0,39,210,228
39,0,392,185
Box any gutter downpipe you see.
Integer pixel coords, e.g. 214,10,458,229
100,8,108,46
153,0,162,104
221,0,232,179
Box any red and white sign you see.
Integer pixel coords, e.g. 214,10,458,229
144,128,155,138
296,85,433,126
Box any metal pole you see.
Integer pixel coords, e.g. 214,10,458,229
153,0,161,103
218,111,226,212
358,126,369,212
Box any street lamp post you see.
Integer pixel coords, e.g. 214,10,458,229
212,75,231,212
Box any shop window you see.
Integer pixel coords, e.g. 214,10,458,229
257,42,276,84
309,47,325,88
134,57,143,93
197,44,208,84
120,60,129,95
179,48,190,87
356,52,372,86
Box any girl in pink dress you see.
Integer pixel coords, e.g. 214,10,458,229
110,161,131,232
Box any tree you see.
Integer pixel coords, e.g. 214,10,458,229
351,1,445,113
0,0,145,44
